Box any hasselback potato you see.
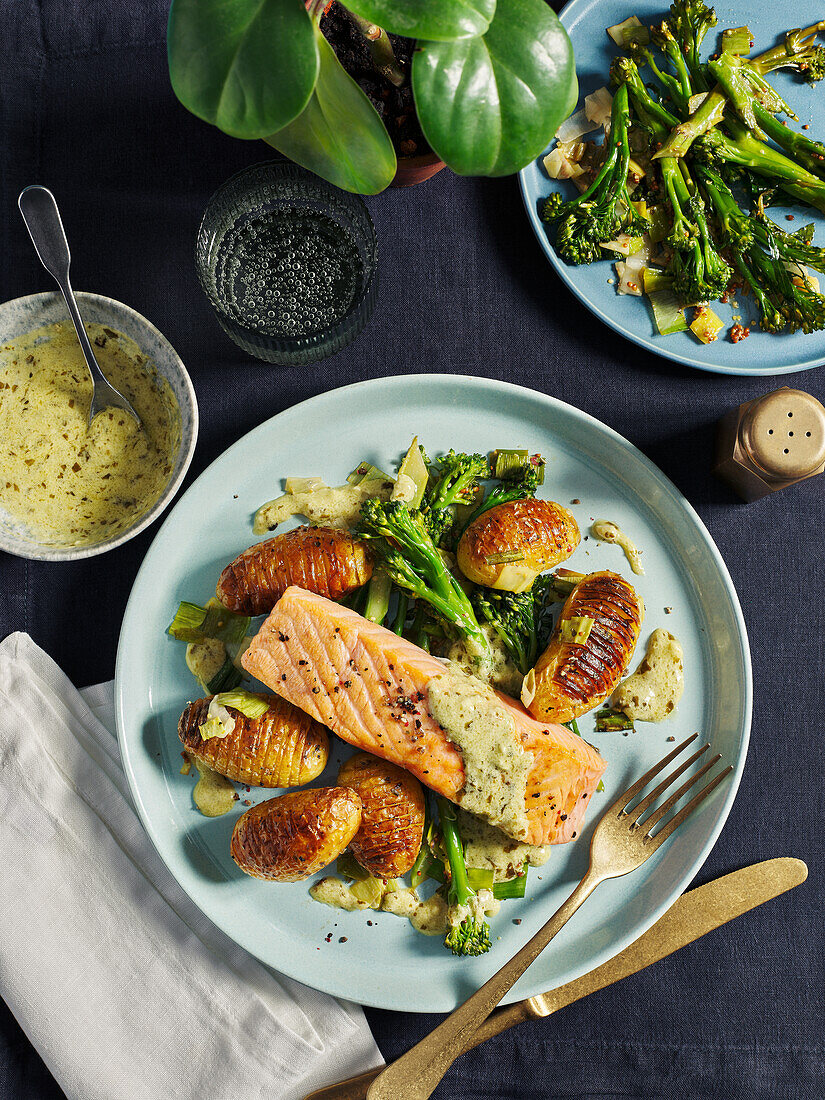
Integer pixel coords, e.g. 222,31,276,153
457,499,580,591
527,570,643,724
337,752,426,877
231,788,363,882
216,525,372,615
179,695,329,788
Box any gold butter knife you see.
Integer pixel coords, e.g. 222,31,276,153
303,857,807,1100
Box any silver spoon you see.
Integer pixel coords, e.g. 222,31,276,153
18,185,141,429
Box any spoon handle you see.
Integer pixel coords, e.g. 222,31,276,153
18,185,108,388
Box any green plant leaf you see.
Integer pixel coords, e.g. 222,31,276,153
265,31,397,195
412,0,576,176
168,0,319,139
343,0,496,40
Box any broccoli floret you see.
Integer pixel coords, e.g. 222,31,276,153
357,499,491,659
668,0,717,90
471,575,554,676
439,798,491,957
543,83,646,265
419,450,489,547
752,22,825,84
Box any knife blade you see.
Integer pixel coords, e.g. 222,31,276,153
302,857,807,1100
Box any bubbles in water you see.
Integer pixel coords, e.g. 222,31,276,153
211,208,363,338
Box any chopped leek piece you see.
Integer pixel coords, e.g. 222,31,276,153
484,550,526,565
548,569,586,602
595,707,635,732
336,852,371,882
607,15,649,47
721,25,753,56
168,601,250,646
600,234,645,257
493,868,528,900
347,460,392,486
199,691,270,740
644,270,688,336
559,616,595,644
214,691,269,719
284,475,325,494
205,655,243,694
396,437,430,509
466,868,495,892
645,205,669,244
690,306,724,344
492,449,545,485
349,876,386,907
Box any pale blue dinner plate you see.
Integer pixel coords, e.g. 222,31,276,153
520,0,825,375
115,375,751,1012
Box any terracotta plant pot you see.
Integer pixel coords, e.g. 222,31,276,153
392,152,446,188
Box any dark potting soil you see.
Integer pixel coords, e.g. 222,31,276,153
320,2,432,159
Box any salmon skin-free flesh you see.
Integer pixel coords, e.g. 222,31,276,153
242,587,606,846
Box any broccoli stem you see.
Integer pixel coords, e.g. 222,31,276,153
750,21,825,80
438,798,491,957
363,568,393,625
699,121,825,213
750,102,825,181
391,590,409,635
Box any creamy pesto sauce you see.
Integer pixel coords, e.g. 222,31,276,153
591,519,645,575
427,663,533,842
310,876,373,912
381,887,450,935
192,761,236,817
446,625,523,699
0,321,179,546
186,636,226,689
457,808,552,880
252,477,393,534
612,628,684,721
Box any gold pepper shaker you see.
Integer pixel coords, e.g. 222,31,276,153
714,387,825,501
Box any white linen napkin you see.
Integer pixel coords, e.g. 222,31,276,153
0,632,384,1100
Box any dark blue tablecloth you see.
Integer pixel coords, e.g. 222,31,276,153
1,3,823,1098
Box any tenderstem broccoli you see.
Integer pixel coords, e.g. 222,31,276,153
616,60,732,302
697,164,825,332
419,450,489,547
357,498,491,659
471,575,554,675
542,82,646,265
438,798,492,957
693,122,825,214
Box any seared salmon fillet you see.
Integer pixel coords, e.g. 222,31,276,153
216,525,372,615
242,587,606,846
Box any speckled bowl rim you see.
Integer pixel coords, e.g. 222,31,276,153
0,291,198,562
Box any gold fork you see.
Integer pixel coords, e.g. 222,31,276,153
366,733,733,1100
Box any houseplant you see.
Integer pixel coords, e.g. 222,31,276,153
167,0,577,194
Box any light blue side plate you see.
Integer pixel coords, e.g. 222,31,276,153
115,375,751,1012
520,0,825,375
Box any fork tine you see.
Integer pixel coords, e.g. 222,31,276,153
637,753,720,833
607,733,699,816
645,764,734,850
628,743,710,822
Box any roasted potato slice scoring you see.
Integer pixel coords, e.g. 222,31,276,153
337,752,426,877
216,525,372,615
231,787,363,882
457,499,580,591
178,695,329,788
527,570,643,724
